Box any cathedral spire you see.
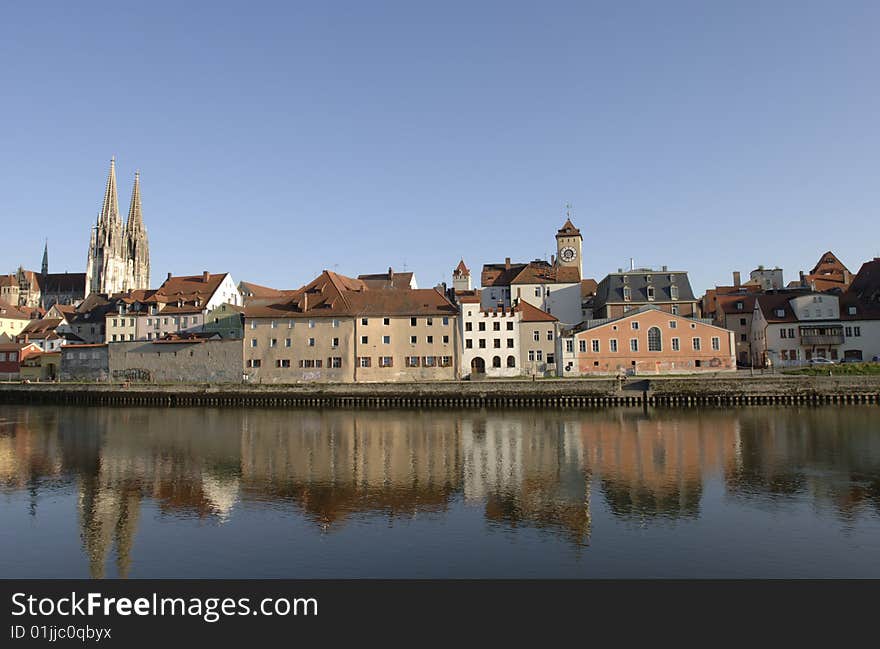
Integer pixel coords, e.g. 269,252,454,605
41,240,48,276
125,171,144,233
98,156,121,230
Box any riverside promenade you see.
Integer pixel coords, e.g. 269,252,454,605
2,375,880,408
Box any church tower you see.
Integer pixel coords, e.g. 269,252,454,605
453,259,472,291
86,158,151,296
555,210,583,281
41,240,48,276
123,171,150,291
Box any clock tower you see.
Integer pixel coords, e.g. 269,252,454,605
555,216,583,280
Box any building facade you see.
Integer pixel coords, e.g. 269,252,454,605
86,158,150,296
559,306,736,376
592,267,699,319
243,271,459,383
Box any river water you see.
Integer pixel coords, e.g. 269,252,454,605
1,405,878,578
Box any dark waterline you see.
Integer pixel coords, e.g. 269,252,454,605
0,405,878,578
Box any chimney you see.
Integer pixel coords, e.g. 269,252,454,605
203,271,209,283
733,271,741,287
166,272,172,282
505,257,511,270
388,267,393,280
302,291,309,311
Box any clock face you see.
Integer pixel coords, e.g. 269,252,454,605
560,246,577,262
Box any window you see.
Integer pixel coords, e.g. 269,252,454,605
534,288,541,297
788,328,795,338
781,329,787,339
285,338,291,347
493,322,500,331
331,337,339,347
406,356,420,367
379,356,393,367
565,340,574,353
848,306,857,315
506,322,513,331
547,353,555,365
507,338,514,348
309,320,316,328
507,355,516,368
630,338,639,352
712,337,720,351
579,340,587,353
247,359,261,368
493,339,501,348
359,357,371,368
670,285,679,300
854,326,861,337
275,359,291,368
427,336,434,344
441,356,452,367
465,322,473,332
442,317,449,326
775,309,785,318
330,357,342,368
269,338,277,348
671,337,680,351
845,326,852,337
410,317,417,326
288,320,294,328
361,318,368,326
382,335,391,344
410,335,417,344
533,331,540,341
591,340,600,353
308,338,315,347
631,321,639,330
536,351,543,361
361,336,368,344
443,335,450,344
547,330,553,341
740,334,747,342
112,318,118,327
331,320,339,328
147,318,152,326
669,320,677,329
692,337,701,351
465,339,473,349
528,351,535,361
250,339,257,348
424,356,436,367
609,339,618,352
671,305,679,315
427,318,433,326
478,322,486,332
648,327,661,351
647,286,655,301
383,318,390,326
492,356,501,368
271,320,277,329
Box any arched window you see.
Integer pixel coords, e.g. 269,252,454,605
506,355,516,368
492,356,502,368
648,326,662,352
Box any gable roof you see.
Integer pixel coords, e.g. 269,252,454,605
0,304,33,320
594,270,696,307
513,300,557,322
454,260,470,276
510,260,580,285
357,269,415,290
556,219,581,237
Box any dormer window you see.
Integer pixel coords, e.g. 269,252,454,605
646,275,652,283
736,301,743,310
647,286,655,301
848,306,856,315
775,309,785,317
670,285,679,300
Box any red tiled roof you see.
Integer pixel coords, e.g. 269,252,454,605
556,218,581,237
0,304,33,320
513,301,557,322
454,260,470,276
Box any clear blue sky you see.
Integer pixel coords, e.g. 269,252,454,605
2,1,878,295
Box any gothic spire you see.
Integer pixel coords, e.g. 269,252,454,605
41,240,48,276
98,156,121,230
125,171,144,234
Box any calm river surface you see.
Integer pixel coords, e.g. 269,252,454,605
1,404,879,578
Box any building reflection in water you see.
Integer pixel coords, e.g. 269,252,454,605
1,405,879,577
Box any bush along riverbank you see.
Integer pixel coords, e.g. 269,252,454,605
1,375,879,408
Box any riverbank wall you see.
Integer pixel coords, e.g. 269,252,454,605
1,375,879,408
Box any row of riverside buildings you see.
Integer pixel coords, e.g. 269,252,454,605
3,161,880,382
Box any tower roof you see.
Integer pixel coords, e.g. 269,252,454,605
98,157,120,228
454,259,470,276
125,171,145,234
556,218,581,237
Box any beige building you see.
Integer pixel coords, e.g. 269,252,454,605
517,301,560,376
243,271,458,383
0,304,33,341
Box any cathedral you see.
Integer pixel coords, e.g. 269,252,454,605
85,158,150,296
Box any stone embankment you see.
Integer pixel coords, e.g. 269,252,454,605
1,374,879,408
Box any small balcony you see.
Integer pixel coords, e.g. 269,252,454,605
798,327,844,346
